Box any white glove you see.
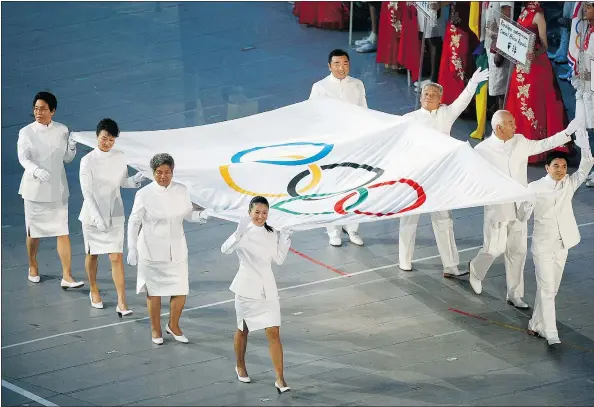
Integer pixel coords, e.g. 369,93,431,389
132,172,147,185
33,168,51,182
565,116,586,136
235,216,252,237
280,227,293,239
575,128,590,150
127,248,138,266
67,135,77,149
470,67,489,85
95,217,108,233
518,202,534,223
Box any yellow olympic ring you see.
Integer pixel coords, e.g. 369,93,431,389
219,155,322,198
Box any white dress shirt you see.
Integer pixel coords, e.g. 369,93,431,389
79,148,140,227
17,121,76,202
127,181,207,262
404,81,478,136
221,225,291,300
526,157,594,253
474,131,572,223
309,74,368,108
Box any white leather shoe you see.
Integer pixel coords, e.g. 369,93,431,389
443,266,469,278
60,279,84,289
329,236,342,247
469,271,482,295
116,305,133,317
235,366,251,383
152,337,164,345
89,292,104,309
507,298,530,309
166,324,188,343
547,337,561,346
27,269,40,283
348,233,364,246
399,263,413,272
275,381,291,394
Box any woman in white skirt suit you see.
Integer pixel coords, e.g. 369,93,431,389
79,118,147,315
127,153,209,345
221,196,292,394
17,91,83,289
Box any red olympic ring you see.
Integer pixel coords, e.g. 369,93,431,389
334,179,426,217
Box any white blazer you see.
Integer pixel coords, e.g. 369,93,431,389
221,224,291,300
17,121,76,202
524,156,594,253
127,181,207,262
78,148,140,227
474,131,572,223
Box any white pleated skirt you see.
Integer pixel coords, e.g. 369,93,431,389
24,199,69,238
82,223,124,255
235,294,281,332
136,257,189,296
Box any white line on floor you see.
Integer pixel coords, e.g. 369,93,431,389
1,380,58,407
2,221,593,350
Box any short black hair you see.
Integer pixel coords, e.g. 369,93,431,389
96,118,120,138
150,153,175,172
328,49,350,64
545,151,569,166
33,91,57,111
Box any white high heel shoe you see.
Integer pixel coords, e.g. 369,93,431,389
27,269,40,283
151,337,163,345
275,382,291,394
60,279,84,289
235,366,251,383
116,305,133,318
89,292,104,309
166,324,188,343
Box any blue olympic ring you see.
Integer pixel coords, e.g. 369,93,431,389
230,142,334,166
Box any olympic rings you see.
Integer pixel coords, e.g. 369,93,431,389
230,142,333,166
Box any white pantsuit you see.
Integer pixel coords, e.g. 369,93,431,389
470,131,572,300
17,121,76,238
79,148,142,255
524,156,594,341
309,74,367,240
221,224,291,332
399,80,478,271
127,181,208,296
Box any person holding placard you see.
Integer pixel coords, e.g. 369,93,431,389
504,1,569,164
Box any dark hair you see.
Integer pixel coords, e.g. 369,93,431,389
249,196,274,233
328,49,350,64
96,118,120,138
33,91,57,111
150,153,175,172
545,151,569,166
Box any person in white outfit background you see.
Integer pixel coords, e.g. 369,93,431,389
468,110,584,308
79,118,147,315
521,142,594,348
309,48,367,247
400,67,489,277
17,91,84,289
127,153,209,345
221,196,292,394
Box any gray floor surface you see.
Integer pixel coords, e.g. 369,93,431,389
2,2,594,406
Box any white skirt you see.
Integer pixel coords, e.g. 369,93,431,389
137,257,188,296
24,199,69,238
235,294,281,332
82,223,124,255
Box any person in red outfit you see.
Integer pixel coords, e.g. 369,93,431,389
397,2,421,82
293,1,349,31
505,1,569,164
376,2,403,69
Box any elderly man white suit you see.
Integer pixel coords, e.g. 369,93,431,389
469,110,583,308
399,68,489,276
522,135,593,347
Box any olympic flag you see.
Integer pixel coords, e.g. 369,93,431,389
72,98,533,231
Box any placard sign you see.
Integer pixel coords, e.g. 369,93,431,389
492,13,536,72
415,1,437,27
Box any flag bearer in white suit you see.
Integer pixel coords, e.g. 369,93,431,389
309,49,366,247
522,142,594,348
127,153,209,345
221,196,292,394
79,118,147,315
468,110,584,308
400,68,489,277
17,91,84,289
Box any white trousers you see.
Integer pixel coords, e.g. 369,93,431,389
326,223,359,238
470,219,527,299
398,211,459,269
529,248,568,340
